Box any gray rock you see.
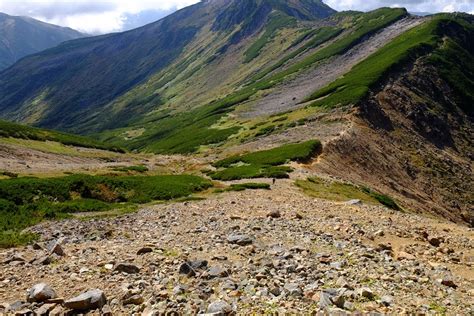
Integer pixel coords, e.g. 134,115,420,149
34,303,56,315
179,260,208,277
26,283,57,303
319,291,333,309
48,241,65,257
173,285,186,295
346,199,361,205
3,254,26,264
206,300,233,315
101,305,113,316
332,294,346,309
267,210,281,219
122,294,144,305
137,247,153,255
221,280,237,291
114,263,140,274
284,283,302,297
356,287,374,300
64,289,107,311
34,255,53,266
428,237,442,247
6,301,28,312
208,266,229,278
227,234,253,246
381,295,394,306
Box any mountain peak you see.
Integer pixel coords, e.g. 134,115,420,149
212,0,335,32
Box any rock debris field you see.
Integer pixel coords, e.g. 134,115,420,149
1,179,473,315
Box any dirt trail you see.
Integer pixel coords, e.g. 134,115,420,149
239,17,426,118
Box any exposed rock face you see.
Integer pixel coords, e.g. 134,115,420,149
319,60,473,226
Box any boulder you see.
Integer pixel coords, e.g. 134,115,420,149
64,289,107,311
114,263,140,274
26,283,57,303
137,247,153,255
206,300,233,315
227,234,253,246
179,260,208,277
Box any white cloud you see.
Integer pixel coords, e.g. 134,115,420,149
0,0,472,34
0,0,200,34
323,0,474,14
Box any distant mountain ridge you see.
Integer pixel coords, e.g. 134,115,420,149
0,12,85,70
0,0,335,131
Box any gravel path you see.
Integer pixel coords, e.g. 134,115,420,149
1,173,472,315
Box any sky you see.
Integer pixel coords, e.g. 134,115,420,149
0,0,472,34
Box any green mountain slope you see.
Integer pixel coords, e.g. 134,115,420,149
0,0,335,132
0,12,84,70
0,120,123,152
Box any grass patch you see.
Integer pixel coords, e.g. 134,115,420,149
296,177,401,210
305,15,473,108
211,140,320,180
214,140,321,168
0,120,124,153
112,165,149,173
211,165,292,181
218,182,271,192
0,174,212,248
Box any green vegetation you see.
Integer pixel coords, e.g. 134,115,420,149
219,182,271,192
426,16,474,115
362,187,401,211
214,140,321,168
0,120,124,152
99,9,408,154
0,174,212,248
250,26,343,82
244,13,296,63
211,140,321,180
296,176,400,210
98,8,408,154
251,8,406,85
211,165,293,181
305,15,473,109
112,165,149,173
102,96,242,154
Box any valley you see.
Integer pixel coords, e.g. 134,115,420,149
0,0,472,314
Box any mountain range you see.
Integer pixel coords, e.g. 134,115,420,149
0,12,84,70
0,0,472,226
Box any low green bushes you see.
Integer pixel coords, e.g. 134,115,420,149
296,176,401,210
112,165,149,173
211,140,321,180
216,182,272,192
214,140,321,168
0,174,212,248
211,165,292,181
0,120,125,153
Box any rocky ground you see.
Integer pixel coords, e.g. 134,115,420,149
1,172,473,315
